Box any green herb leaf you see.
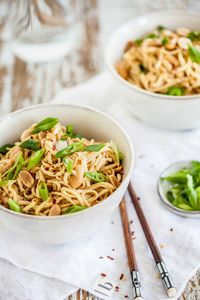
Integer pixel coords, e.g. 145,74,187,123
20,139,40,151
56,142,84,158
63,157,73,174
8,199,22,213
0,180,12,187
187,31,200,42
27,149,45,170
188,44,200,63
63,124,82,139
167,86,185,96
63,205,87,214
38,182,49,201
84,171,106,183
139,63,148,74
84,144,105,152
0,144,14,154
161,37,169,46
135,39,143,46
32,117,59,134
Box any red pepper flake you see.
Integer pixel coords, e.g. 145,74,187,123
119,273,124,280
107,256,114,261
101,273,107,277
170,228,174,232
52,146,56,150
99,256,104,259
124,295,129,298
130,220,133,224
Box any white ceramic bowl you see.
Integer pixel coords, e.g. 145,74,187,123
106,10,200,131
0,104,134,243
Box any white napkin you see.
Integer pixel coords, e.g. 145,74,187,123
0,72,200,300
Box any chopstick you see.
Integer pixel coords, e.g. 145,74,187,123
128,183,177,298
119,198,144,300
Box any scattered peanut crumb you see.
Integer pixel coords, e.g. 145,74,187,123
160,243,165,249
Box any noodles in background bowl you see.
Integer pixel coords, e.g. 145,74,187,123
116,26,200,96
0,117,123,216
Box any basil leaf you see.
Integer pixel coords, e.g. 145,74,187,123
167,86,185,96
32,117,59,134
0,144,14,154
63,205,87,214
84,144,105,152
20,139,40,151
63,157,73,174
27,149,45,170
56,142,84,158
84,172,106,183
187,31,200,42
188,44,200,63
8,199,22,213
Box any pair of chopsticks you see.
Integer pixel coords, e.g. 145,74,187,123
119,182,177,299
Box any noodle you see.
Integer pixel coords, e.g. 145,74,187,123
0,118,124,216
116,27,200,95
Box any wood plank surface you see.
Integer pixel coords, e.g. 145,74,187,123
0,0,199,299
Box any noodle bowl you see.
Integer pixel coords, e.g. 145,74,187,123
0,118,123,217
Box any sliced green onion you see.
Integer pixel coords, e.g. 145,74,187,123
5,152,24,180
0,180,12,187
157,25,165,32
63,205,87,214
187,31,200,42
146,33,158,39
84,143,105,152
186,174,197,209
38,182,49,201
56,142,84,158
84,171,106,183
167,86,185,96
161,37,168,46
110,141,123,163
20,139,40,151
27,149,45,170
177,203,193,211
8,199,22,213
63,157,73,174
66,124,73,134
135,39,143,46
188,44,200,63
63,124,82,139
0,144,14,154
32,117,59,134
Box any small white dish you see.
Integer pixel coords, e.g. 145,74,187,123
105,10,200,131
0,104,134,243
158,160,200,218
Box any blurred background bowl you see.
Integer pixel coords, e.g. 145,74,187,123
0,104,134,243
106,10,200,131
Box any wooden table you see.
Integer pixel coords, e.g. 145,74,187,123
0,0,199,299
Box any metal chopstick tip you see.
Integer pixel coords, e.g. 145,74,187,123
167,287,177,298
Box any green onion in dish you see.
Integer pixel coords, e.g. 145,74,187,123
38,182,49,201
63,205,87,214
161,37,168,46
85,171,106,183
84,143,105,152
166,86,185,96
157,25,165,32
162,161,200,211
20,139,40,151
187,31,200,42
32,117,59,134
146,33,158,39
0,144,14,154
63,157,73,174
188,44,200,63
135,39,143,46
56,142,84,158
0,180,12,187
27,149,45,170
63,124,82,139
8,199,22,213
4,152,24,180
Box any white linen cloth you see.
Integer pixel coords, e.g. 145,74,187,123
0,72,200,300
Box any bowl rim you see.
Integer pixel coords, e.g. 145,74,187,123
157,160,200,217
105,9,200,102
0,103,134,220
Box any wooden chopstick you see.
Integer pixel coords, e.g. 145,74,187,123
119,198,143,300
128,183,177,298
